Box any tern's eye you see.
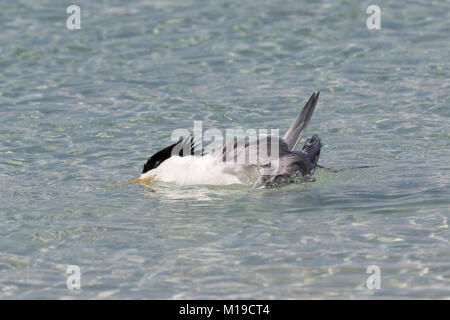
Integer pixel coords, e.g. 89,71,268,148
154,160,161,168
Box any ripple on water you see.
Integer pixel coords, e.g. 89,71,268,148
0,0,449,299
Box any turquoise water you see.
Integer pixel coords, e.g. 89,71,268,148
0,0,449,299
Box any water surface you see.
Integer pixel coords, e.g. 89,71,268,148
0,0,449,299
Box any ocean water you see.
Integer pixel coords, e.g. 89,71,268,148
0,0,449,299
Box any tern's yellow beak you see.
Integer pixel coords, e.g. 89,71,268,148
109,175,156,190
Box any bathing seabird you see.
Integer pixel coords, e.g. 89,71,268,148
139,92,322,186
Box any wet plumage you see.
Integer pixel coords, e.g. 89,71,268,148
140,92,322,186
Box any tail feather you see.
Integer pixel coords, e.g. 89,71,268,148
283,91,319,151
302,134,322,170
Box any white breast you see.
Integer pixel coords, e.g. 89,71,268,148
139,155,260,186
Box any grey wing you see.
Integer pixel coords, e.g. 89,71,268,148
220,137,289,168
